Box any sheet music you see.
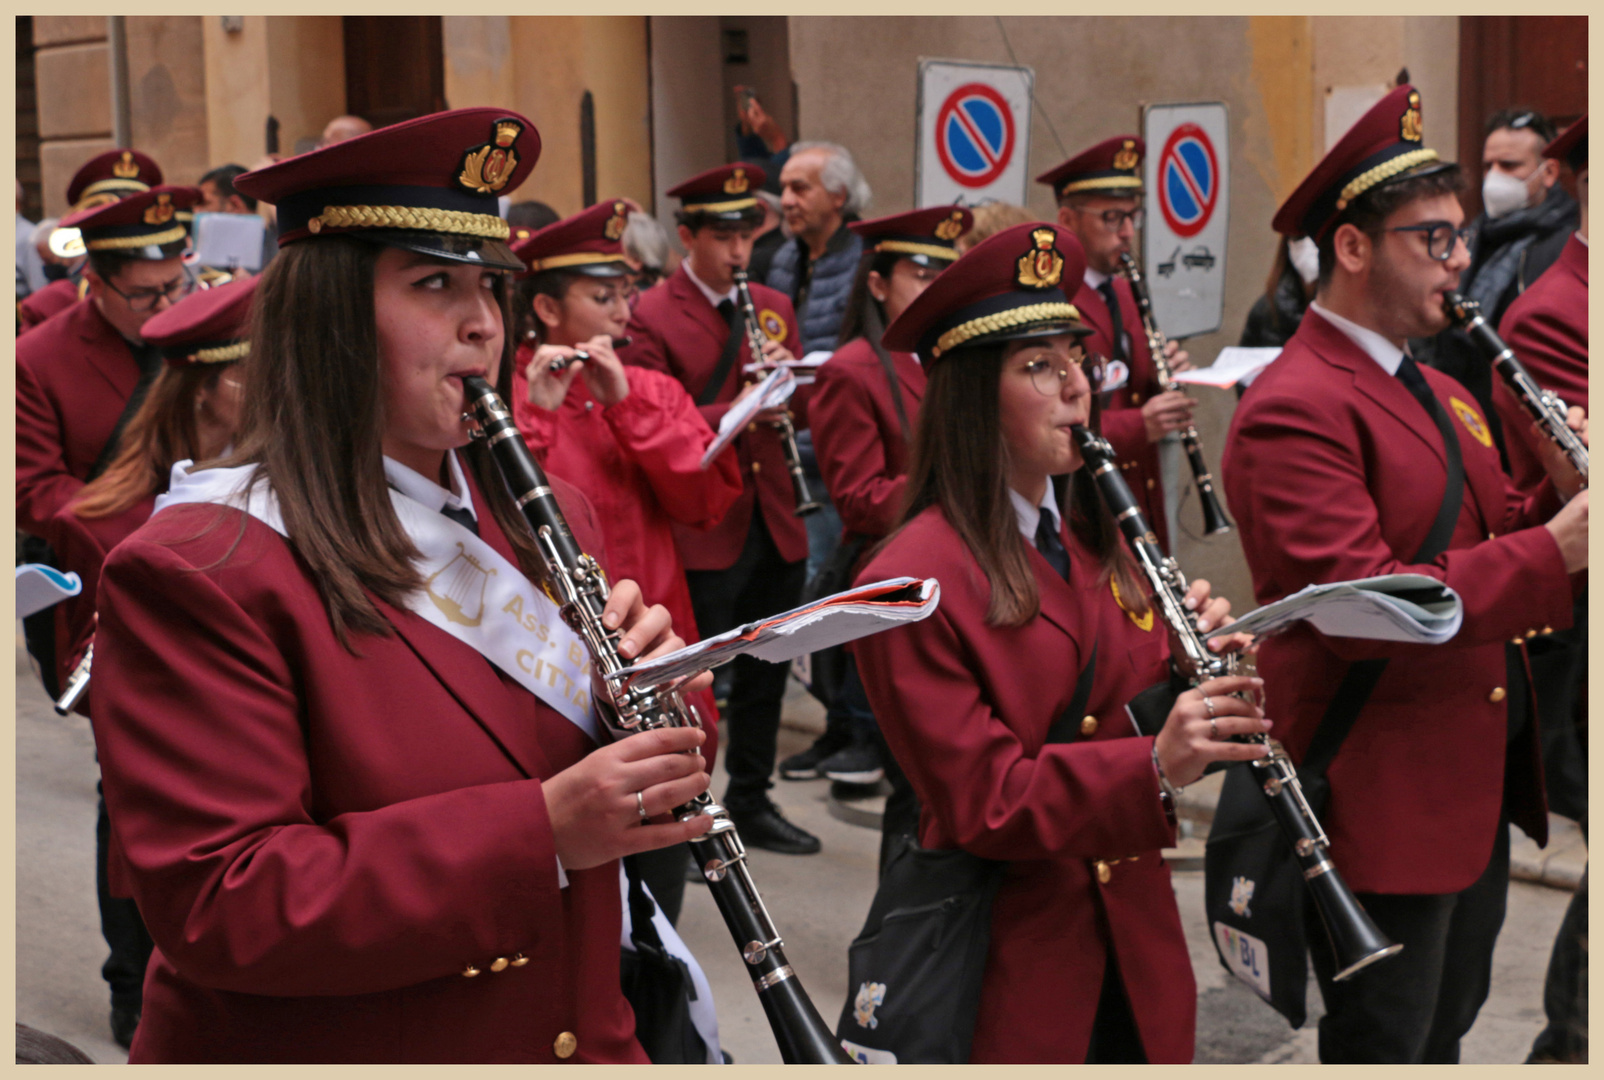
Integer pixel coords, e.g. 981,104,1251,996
699,365,798,469
1225,573,1462,645
17,564,82,619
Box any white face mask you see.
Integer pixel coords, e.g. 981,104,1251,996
1482,166,1540,220
1287,236,1319,285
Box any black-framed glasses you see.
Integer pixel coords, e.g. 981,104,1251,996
1093,207,1144,230
1018,351,1103,396
1388,221,1473,261
104,273,191,312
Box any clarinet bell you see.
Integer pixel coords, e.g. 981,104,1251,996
1306,860,1403,981
1199,486,1233,536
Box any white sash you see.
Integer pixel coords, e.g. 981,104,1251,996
156,459,600,742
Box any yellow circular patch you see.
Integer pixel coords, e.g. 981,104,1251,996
759,309,787,342
1449,396,1493,449
1110,577,1155,633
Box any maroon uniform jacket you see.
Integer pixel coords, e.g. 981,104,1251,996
48,494,155,714
17,276,85,335
1495,233,1588,495
1223,309,1575,896
621,266,809,570
17,297,144,545
810,337,924,542
92,469,651,1064
1074,274,1169,552
853,507,1193,1064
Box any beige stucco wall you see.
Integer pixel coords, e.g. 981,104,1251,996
785,14,1458,608
125,17,210,190
204,17,346,171
649,16,729,233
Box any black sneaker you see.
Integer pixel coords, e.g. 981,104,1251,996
820,742,885,785
727,798,822,855
778,729,850,780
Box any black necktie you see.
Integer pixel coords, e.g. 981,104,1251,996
1096,279,1128,362
1034,507,1070,581
441,504,479,537
1395,353,1439,419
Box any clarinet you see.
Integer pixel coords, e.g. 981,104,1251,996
732,268,821,517
461,377,853,1064
54,642,94,716
1116,252,1232,536
1443,290,1587,484
1072,424,1402,981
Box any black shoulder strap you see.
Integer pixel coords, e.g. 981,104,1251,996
696,301,744,408
862,304,911,443
1300,390,1466,779
1044,642,1099,745
621,854,666,953
87,344,165,483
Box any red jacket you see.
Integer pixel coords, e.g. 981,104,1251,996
17,297,144,544
17,276,84,335
621,267,810,569
1495,233,1588,495
1222,309,1574,895
510,350,742,736
48,494,155,713
853,507,1193,1064
1074,274,1169,553
809,337,924,542
92,470,651,1063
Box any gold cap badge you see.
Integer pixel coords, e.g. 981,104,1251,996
1113,139,1140,171
1400,92,1423,143
724,167,750,195
143,193,175,225
458,119,522,195
112,151,140,179
1015,228,1065,289
934,209,966,242
604,201,628,241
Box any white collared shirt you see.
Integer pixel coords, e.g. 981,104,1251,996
1307,300,1404,376
1009,483,1063,546
1084,266,1111,291
1577,231,1589,248
383,449,477,524
681,258,737,310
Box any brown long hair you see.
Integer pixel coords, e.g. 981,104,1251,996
72,364,230,519
217,236,545,649
894,341,1146,628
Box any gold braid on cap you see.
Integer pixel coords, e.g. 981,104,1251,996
85,224,187,251
525,251,628,273
77,178,150,206
188,340,250,364
873,240,960,261
933,302,1082,357
1058,176,1144,196
1335,148,1441,211
307,204,511,239
682,197,758,214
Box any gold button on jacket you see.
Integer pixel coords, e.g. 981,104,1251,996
1094,859,1111,884
1079,715,1098,737
752,461,762,474
1488,686,1506,703
554,1031,578,1059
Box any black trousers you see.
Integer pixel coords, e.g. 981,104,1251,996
96,781,154,1013
1529,820,1587,1063
1309,817,1510,1063
631,842,689,927
685,513,806,808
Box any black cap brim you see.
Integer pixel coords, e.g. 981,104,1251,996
359,229,524,272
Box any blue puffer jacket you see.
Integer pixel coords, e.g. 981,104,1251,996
766,225,863,356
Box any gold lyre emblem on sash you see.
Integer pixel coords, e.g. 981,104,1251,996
426,541,497,626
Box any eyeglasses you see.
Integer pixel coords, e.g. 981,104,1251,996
1387,221,1474,261
104,273,191,312
1018,351,1102,396
1089,207,1144,230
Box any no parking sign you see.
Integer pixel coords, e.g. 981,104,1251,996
1142,102,1230,338
916,59,1033,208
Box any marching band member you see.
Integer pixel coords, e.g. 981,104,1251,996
89,108,711,1062
508,198,743,922
852,221,1265,1063
621,165,821,855
1222,86,1588,1063
1038,137,1194,552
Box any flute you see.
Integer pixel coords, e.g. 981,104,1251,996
1072,423,1401,981
1442,291,1586,484
461,376,853,1064
546,336,633,374
1116,251,1232,536
732,269,821,517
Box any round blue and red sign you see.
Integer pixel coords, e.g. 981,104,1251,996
1157,123,1219,238
935,83,1016,189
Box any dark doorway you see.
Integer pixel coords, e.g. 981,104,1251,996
343,16,445,130
1457,16,1587,217
17,15,42,220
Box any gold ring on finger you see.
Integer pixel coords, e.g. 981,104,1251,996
636,790,649,821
